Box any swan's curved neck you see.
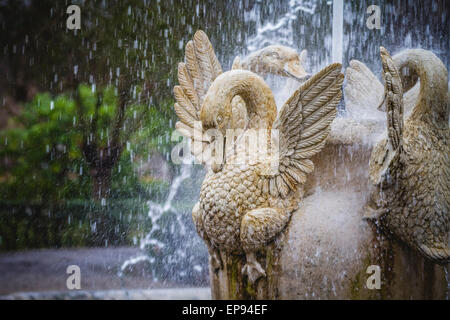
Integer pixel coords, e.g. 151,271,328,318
393,49,448,126
204,70,277,129
241,53,267,76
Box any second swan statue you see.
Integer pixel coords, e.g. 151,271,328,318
366,47,449,264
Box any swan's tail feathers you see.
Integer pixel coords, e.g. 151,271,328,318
419,244,450,265
344,59,384,119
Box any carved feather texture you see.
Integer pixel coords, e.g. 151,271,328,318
175,121,207,142
173,30,223,164
269,63,344,198
175,121,194,139
193,30,223,93
178,63,200,111
173,85,197,119
290,159,314,173
174,103,196,128
185,40,205,100
380,47,404,151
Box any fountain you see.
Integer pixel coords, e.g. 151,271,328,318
1,0,448,303
121,0,448,300
169,2,448,300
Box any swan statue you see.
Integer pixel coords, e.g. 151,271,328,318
232,46,310,108
366,47,449,263
172,30,344,284
232,45,310,82
174,34,311,154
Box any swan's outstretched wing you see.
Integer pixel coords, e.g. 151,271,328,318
173,30,222,164
380,47,403,150
267,63,344,198
366,48,406,216
345,57,420,119
344,60,384,118
366,48,404,191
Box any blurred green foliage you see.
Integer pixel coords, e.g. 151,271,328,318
0,85,172,202
0,0,248,259
0,199,151,251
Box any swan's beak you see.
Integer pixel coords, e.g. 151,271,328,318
283,62,311,83
210,135,225,173
285,70,311,82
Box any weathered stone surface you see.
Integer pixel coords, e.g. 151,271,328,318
174,31,448,299
367,48,449,264
173,30,344,289
210,121,448,299
278,138,447,299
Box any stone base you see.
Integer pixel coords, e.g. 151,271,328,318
209,118,448,300
278,189,447,299
209,238,284,299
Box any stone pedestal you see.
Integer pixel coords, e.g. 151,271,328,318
209,118,448,300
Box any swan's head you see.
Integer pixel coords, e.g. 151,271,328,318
200,89,234,136
199,74,237,173
239,46,311,82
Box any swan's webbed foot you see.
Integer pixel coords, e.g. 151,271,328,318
239,207,288,284
241,251,266,284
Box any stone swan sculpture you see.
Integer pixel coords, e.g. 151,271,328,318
366,47,449,264
232,45,310,82
172,30,344,284
232,46,310,108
